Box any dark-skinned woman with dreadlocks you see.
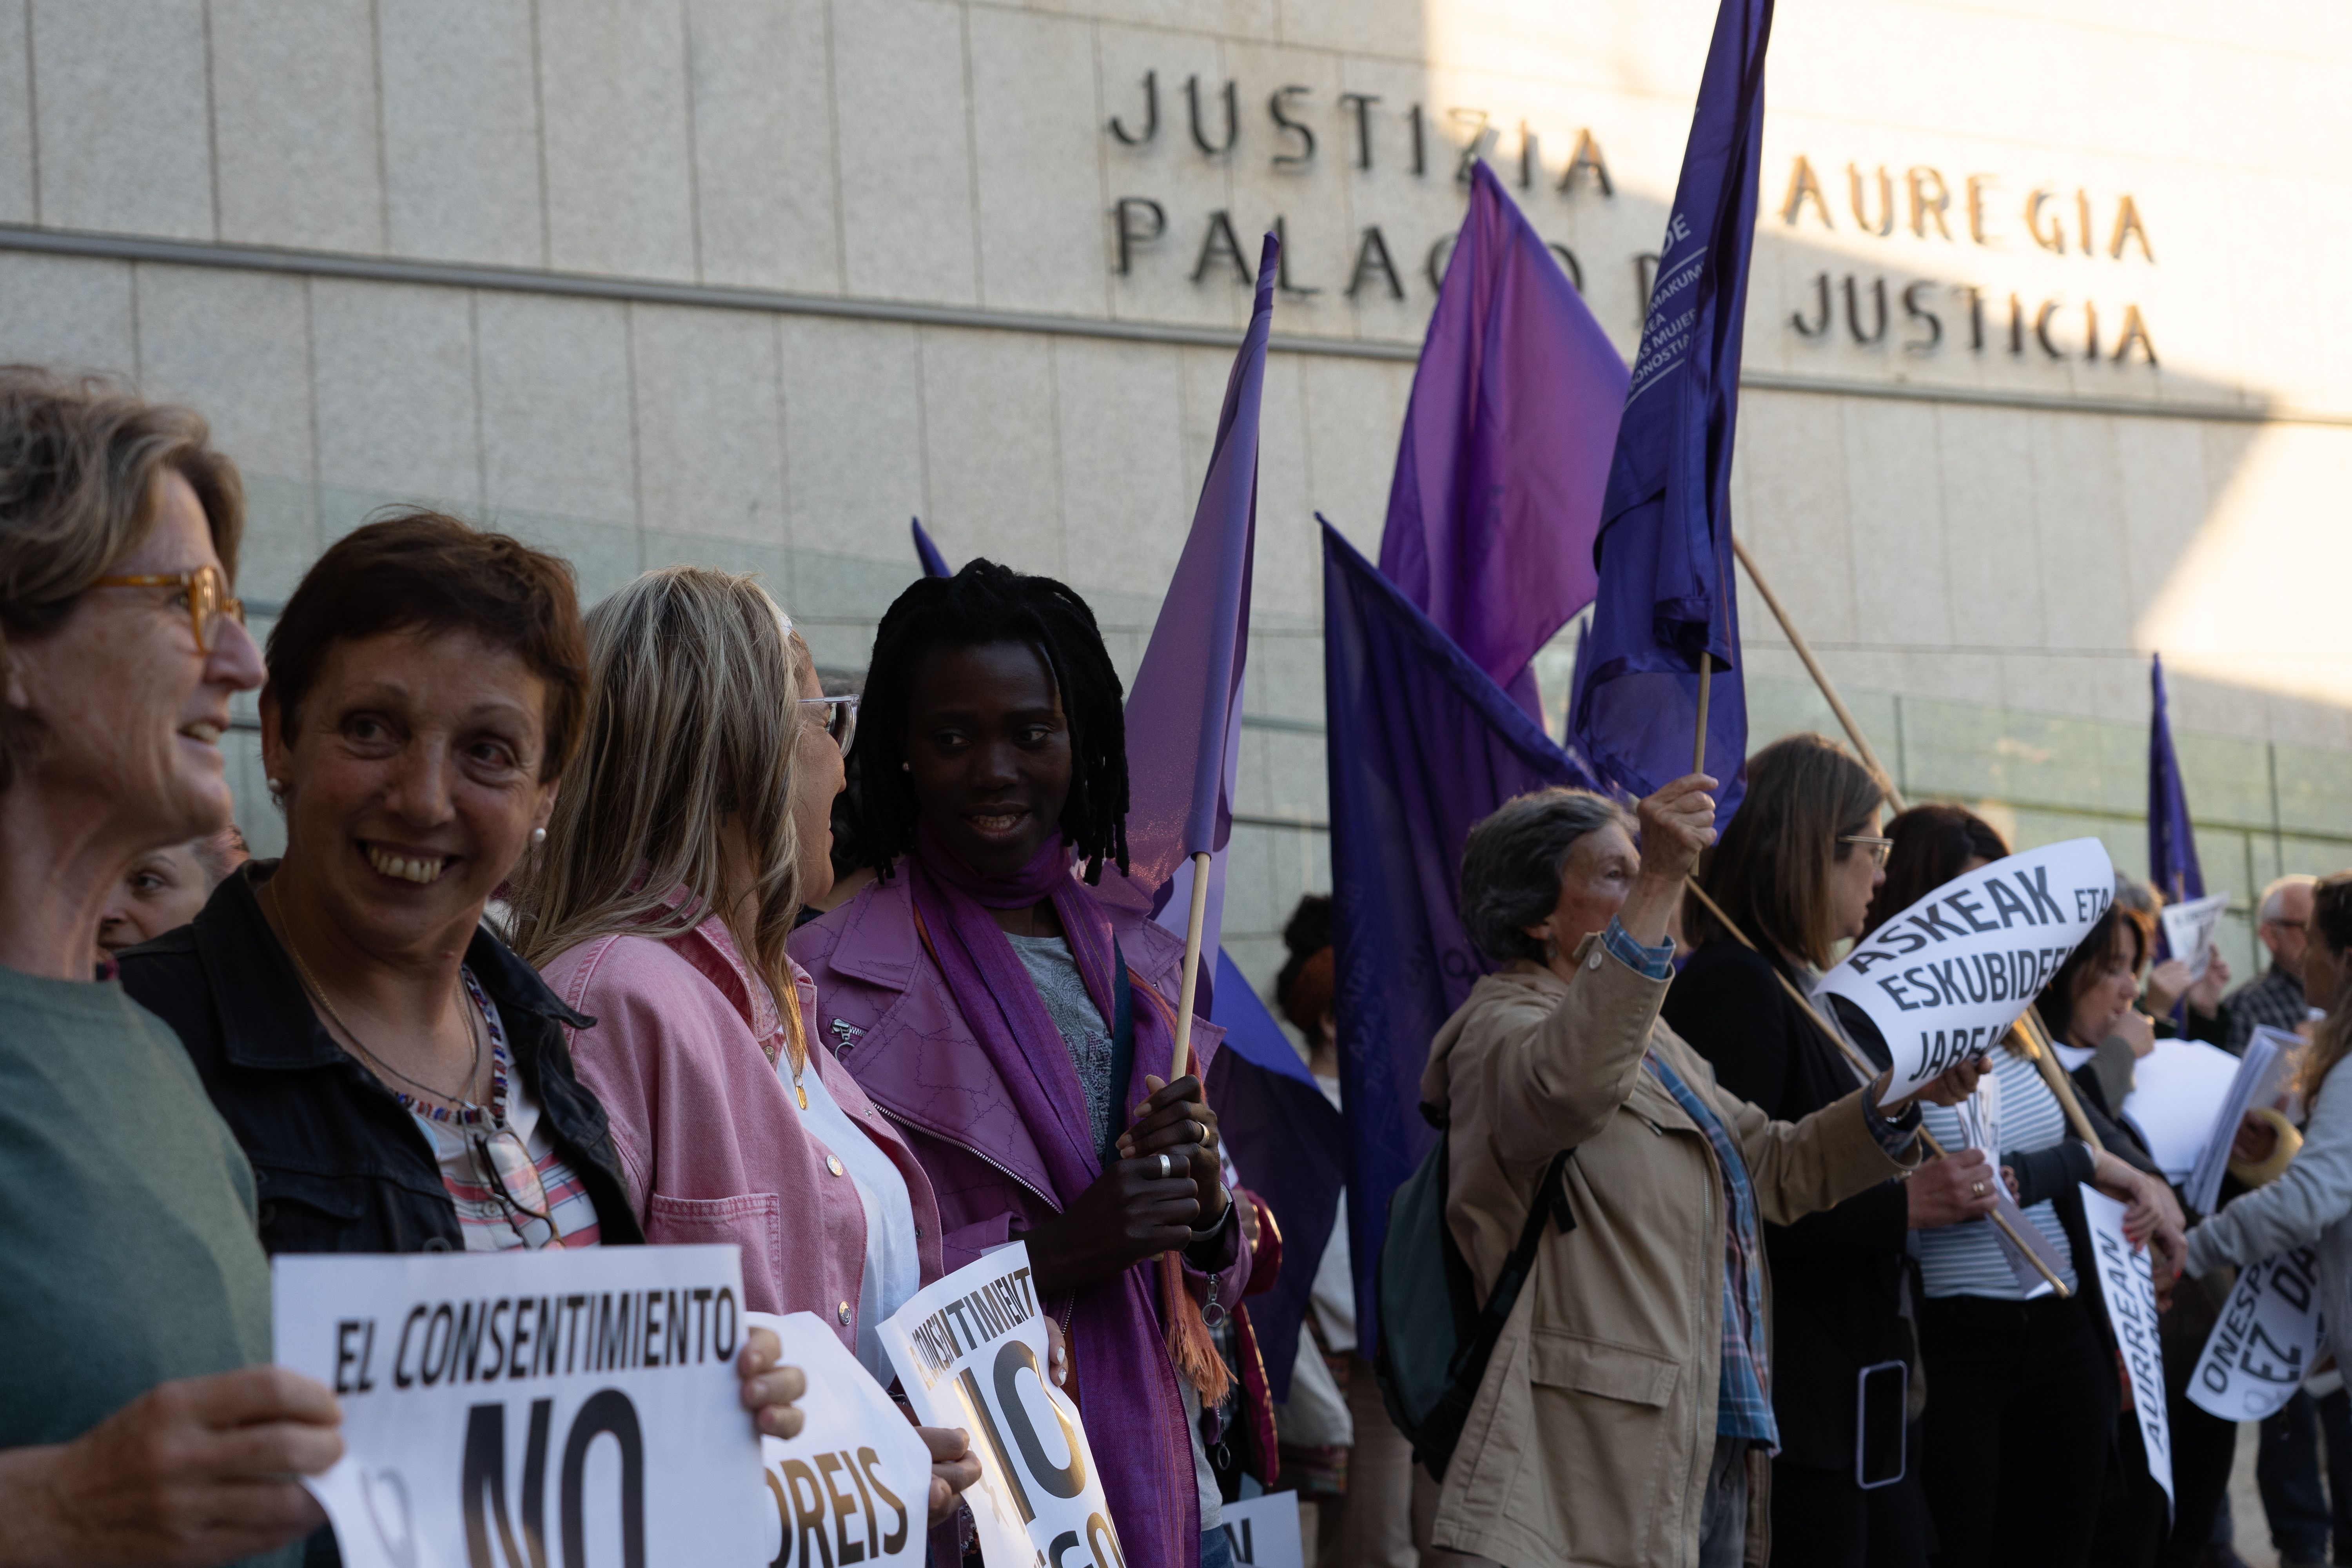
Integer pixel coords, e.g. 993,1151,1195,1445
793,561,1254,1568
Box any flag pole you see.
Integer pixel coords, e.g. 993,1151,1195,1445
1683,878,2071,1299
1171,850,1214,1071
1729,537,2105,1153
1693,656,1713,776
1731,538,1903,809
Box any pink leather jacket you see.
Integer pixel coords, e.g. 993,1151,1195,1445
539,896,944,1351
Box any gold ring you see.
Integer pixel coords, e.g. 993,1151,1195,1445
1972,1181,1987,1197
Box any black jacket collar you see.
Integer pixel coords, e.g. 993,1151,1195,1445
194,863,592,1074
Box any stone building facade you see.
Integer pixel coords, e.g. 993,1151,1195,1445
1,0,2345,984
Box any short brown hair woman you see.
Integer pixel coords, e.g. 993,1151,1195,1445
0,367,343,1566
117,515,806,1562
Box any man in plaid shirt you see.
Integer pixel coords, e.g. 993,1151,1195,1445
2222,875,2319,1055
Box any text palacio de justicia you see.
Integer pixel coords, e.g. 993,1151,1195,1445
1104,69,2158,368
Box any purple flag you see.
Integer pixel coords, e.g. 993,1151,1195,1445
1205,946,1345,1401
1380,161,1630,725
2149,655,2203,906
1570,0,1774,827
1102,231,1279,975
2149,654,2205,1006
911,517,951,579
1324,519,1599,1351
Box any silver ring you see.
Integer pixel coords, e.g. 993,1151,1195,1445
1156,1153,1174,1180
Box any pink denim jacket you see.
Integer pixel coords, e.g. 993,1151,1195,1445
539,896,944,1351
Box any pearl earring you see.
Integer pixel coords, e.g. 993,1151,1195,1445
902,761,911,773
531,827,547,846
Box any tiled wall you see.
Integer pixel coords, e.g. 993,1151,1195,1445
3,0,2348,1005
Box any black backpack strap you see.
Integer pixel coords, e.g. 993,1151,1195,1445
1466,1150,1576,1361
1421,1149,1577,1473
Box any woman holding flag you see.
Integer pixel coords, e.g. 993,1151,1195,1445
1423,775,1987,1568
793,560,1255,1568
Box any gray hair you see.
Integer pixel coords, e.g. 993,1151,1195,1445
1460,788,1631,964
2261,874,2320,926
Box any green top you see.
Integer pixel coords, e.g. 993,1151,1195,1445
0,963,290,1555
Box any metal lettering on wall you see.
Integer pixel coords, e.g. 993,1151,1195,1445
1104,72,2157,368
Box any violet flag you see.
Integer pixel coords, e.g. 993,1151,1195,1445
1205,947,1345,1402
1324,519,1600,1350
2149,655,2204,907
911,517,952,579
2148,655,2206,1008
1100,230,1279,979
1570,0,1774,828
1380,160,1630,725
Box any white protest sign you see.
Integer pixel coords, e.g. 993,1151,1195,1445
1219,1492,1305,1568
2081,1187,2172,1514
1818,838,2114,1103
2189,1246,2330,1421
1945,1081,2056,1297
879,1244,1123,1568
747,1311,933,1568
2160,892,2231,983
2122,1037,2246,1183
274,1245,761,1568
2185,1027,2299,1217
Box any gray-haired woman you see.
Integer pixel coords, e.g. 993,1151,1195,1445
0,367,340,1567
1416,775,1986,1568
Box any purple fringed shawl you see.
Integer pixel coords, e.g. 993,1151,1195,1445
904,826,1200,1568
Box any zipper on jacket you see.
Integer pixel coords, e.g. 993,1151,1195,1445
904,1119,1063,1216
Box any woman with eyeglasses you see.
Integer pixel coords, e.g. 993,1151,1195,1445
0,368,343,1568
1661,734,1989,1568
1858,808,2182,1568
118,516,808,1565
507,568,980,1534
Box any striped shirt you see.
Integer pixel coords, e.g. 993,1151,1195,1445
1916,1048,2075,1297
408,992,602,1252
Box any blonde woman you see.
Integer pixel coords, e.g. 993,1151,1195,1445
508,567,979,1526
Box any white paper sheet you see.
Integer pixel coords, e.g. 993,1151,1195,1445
273,1244,762,1568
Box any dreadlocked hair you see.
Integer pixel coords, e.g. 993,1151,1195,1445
853,558,1131,884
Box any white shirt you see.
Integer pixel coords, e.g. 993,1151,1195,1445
790,1057,924,1383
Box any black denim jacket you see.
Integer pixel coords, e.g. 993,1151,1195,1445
120,864,642,1256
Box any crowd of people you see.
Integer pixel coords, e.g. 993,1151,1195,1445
4,358,2351,1568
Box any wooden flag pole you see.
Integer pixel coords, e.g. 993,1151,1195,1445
1694,655,1713,777
1171,849,1214,1069
1683,878,2073,1299
1728,537,2107,1152
1731,537,1904,810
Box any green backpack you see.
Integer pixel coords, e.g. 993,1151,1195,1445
1372,1129,1576,1479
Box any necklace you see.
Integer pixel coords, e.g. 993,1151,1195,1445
267,877,485,1114
780,980,810,1110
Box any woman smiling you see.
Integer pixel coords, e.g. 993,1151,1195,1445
0,368,341,1568
794,560,1252,1568
118,515,806,1563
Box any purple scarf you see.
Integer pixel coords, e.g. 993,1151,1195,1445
905,827,1198,1568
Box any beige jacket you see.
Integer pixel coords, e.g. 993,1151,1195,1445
1419,935,1916,1568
